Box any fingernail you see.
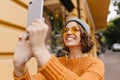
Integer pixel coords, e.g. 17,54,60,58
18,36,22,41
24,33,29,40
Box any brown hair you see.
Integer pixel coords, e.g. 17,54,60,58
78,24,94,53
63,22,94,53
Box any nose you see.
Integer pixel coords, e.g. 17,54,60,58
67,29,72,34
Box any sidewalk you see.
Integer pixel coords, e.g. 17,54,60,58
99,50,120,80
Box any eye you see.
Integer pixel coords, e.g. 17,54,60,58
63,28,69,33
73,28,79,31
72,26,79,32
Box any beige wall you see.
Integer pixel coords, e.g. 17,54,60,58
0,55,37,80
0,0,27,53
0,1,37,80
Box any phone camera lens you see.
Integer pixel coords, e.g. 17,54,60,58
29,2,32,4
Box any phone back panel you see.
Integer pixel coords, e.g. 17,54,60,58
27,0,44,27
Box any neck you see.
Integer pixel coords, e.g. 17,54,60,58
68,46,83,59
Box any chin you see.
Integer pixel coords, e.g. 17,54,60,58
65,43,79,47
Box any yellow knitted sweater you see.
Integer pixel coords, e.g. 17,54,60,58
14,54,104,80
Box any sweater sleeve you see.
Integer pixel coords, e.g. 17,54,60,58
38,54,104,80
13,68,46,80
14,69,31,80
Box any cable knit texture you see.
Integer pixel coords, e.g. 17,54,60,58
14,54,104,80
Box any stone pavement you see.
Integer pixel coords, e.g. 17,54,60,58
99,50,120,80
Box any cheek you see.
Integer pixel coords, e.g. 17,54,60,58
78,35,81,41
76,33,81,41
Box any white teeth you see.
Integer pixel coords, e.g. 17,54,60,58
66,37,74,40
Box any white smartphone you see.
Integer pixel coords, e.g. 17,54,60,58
27,0,44,27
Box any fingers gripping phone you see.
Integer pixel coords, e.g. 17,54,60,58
27,0,44,27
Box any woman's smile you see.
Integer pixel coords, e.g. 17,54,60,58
65,35,76,42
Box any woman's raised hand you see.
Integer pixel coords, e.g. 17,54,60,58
13,34,33,77
27,18,48,51
27,18,51,67
13,18,51,77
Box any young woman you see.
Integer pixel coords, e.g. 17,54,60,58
13,18,104,80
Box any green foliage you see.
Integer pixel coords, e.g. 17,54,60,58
50,17,63,53
44,8,64,53
113,1,120,15
103,17,120,47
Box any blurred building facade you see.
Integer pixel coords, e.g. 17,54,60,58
0,0,110,80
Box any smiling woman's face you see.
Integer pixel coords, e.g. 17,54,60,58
63,22,81,48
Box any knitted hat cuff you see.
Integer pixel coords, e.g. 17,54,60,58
66,18,90,34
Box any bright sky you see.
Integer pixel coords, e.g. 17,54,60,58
107,1,118,22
